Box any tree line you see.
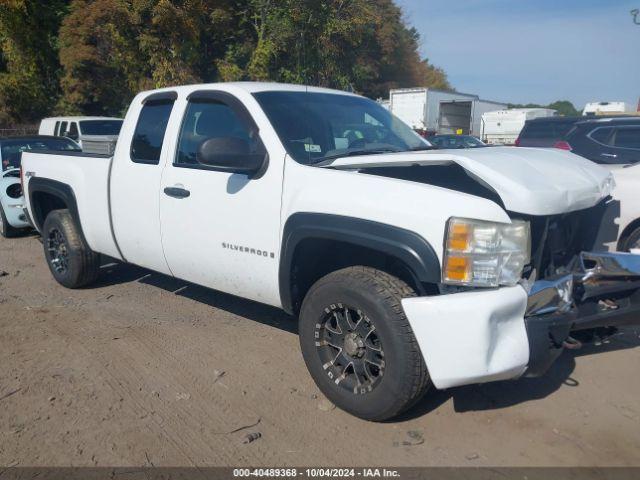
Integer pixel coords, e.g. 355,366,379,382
0,0,450,126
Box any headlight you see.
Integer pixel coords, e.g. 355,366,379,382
443,217,531,287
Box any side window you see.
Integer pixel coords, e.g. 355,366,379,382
59,121,68,137
54,121,61,136
613,127,640,149
131,100,175,164
67,122,79,140
590,127,613,145
175,99,254,166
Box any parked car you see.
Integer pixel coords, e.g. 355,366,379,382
515,116,580,147
558,117,640,165
0,135,81,237
38,116,123,155
607,163,640,252
20,82,640,421
429,134,487,149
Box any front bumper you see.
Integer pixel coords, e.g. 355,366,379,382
1,198,30,229
401,251,640,390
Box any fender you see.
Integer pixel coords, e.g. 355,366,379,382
27,178,85,239
279,212,441,314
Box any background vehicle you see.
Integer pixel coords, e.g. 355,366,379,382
606,164,640,252
583,101,634,116
389,88,506,136
20,83,640,421
0,135,80,237
38,116,123,155
513,115,578,148
428,134,487,149
481,108,557,145
558,117,640,165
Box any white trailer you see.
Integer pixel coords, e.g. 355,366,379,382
480,108,557,145
389,88,507,136
583,102,633,116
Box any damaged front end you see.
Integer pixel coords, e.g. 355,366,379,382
524,251,640,377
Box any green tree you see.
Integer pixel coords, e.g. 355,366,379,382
547,100,579,117
3,0,449,120
508,100,579,117
0,0,69,125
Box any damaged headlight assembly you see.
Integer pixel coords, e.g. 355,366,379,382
443,217,531,287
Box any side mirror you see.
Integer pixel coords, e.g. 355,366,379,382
196,137,266,176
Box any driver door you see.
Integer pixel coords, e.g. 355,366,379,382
159,91,283,307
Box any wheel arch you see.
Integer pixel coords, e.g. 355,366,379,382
618,216,640,251
28,178,85,241
279,213,441,315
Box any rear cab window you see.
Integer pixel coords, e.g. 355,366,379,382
130,93,177,164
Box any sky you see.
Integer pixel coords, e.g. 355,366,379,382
395,0,639,110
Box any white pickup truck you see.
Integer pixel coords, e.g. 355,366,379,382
21,83,640,421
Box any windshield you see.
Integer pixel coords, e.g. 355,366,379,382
1,137,81,170
79,120,123,136
253,91,430,164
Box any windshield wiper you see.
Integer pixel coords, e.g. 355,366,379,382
312,148,402,166
410,145,435,151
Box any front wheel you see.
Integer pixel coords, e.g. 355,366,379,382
42,209,100,288
299,266,431,421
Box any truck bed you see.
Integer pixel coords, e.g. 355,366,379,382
22,151,121,259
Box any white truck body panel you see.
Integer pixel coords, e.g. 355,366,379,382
481,108,557,145
21,82,621,396
21,153,119,258
327,147,614,216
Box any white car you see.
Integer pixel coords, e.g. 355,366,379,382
603,163,640,252
20,82,640,421
0,135,81,237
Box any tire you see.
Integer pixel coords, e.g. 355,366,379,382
42,209,100,288
0,203,21,238
299,266,431,421
620,226,640,252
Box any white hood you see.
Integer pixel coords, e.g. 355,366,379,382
323,147,615,216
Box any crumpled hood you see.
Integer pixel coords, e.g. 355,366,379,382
322,147,615,216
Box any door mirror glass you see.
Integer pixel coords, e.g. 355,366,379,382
197,137,266,175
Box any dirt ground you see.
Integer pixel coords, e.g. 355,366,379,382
1,234,639,468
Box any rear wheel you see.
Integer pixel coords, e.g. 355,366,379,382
0,203,21,238
299,266,431,421
42,209,100,288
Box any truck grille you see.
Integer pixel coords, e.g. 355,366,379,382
515,201,608,280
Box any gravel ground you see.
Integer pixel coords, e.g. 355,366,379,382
1,234,639,467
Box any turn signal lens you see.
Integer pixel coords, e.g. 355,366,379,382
444,256,470,282
448,223,472,251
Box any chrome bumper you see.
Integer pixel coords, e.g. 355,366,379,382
523,251,640,377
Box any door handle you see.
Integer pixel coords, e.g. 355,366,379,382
163,186,191,198
601,153,618,158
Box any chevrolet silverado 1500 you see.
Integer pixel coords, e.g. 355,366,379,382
21,83,640,421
